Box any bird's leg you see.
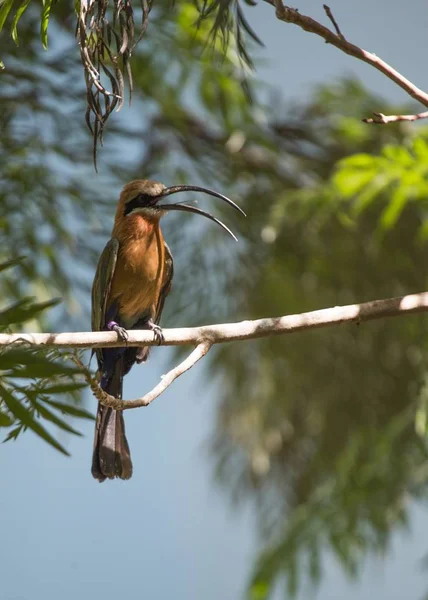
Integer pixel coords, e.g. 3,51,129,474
146,318,164,345
107,320,129,342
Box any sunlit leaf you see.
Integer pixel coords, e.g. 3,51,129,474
380,186,408,230
11,0,31,45
0,0,16,31
40,0,52,49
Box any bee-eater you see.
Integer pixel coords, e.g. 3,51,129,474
91,180,244,482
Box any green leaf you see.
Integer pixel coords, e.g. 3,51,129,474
338,154,375,169
39,382,86,395
0,297,61,327
3,425,22,442
249,581,270,600
0,348,60,369
380,186,408,230
0,0,16,32
0,256,25,273
43,398,95,420
382,144,413,167
32,400,83,436
11,0,31,45
9,361,82,378
333,166,376,199
40,0,52,49
0,410,14,427
413,137,428,163
0,384,69,455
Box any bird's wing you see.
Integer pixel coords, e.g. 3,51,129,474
155,240,174,324
91,237,120,334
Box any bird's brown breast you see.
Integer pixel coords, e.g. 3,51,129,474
109,217,166,324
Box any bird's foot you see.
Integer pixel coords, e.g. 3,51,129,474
147,319,164,346
107,320,129,342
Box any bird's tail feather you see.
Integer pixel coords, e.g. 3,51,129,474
91,356,133,482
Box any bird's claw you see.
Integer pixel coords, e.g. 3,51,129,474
108,321,129,342
148,321,164,346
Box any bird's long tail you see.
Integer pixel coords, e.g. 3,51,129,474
91,355,133,482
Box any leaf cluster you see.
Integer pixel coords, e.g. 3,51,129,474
0,258,91,455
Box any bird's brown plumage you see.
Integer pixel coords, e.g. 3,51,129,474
91,180,173,482
91,178,240,482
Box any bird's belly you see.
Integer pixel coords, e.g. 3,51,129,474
109,244,164,327
116,279,159,325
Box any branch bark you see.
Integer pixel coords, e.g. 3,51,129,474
73,341,212,410
2,291,428,350
3,290,428,410
266,2,428,122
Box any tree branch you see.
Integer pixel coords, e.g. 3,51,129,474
72,341,212,410
3,291,428,410
267,1,428,122
1,291,428,350
363,111,428,124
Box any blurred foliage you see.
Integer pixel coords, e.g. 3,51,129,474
333,137,428,232
0,0,259,160
0,258,91,455
2,1,428,598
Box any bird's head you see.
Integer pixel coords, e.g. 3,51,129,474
119,179,245,240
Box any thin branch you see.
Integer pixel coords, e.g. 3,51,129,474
2,290,428,350
73,341,212,410
265,1,428,120
363,111,428,124
323,4,344,40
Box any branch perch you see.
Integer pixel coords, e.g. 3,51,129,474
266,1,428,123
73,341,212,410
2,291,428,350
2,290,428,409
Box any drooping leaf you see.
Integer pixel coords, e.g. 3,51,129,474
43,398,95,420
34,382,87,395
8,361,82,379
40,0,53,49
0,410,14,427
0,297,61,328
0,256,26,273
0,384,69,455
32,400,83,436
0,0,16,31
11,0,31,44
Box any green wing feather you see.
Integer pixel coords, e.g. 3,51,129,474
155,241,174,324
91,238,120,362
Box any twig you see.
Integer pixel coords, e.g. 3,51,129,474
264,1,428,120
73,341,212,410
2,291,428,350
323,4,344,40
363,111,428,124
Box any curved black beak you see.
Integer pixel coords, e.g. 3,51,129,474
159,185,246,217
157,203,238,241
156,184,245,241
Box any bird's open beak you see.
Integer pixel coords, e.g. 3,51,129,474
156,185,245,241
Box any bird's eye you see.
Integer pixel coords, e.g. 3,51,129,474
138,193,157,206
124,192,158,216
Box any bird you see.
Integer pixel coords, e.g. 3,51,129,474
91,179,245,482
